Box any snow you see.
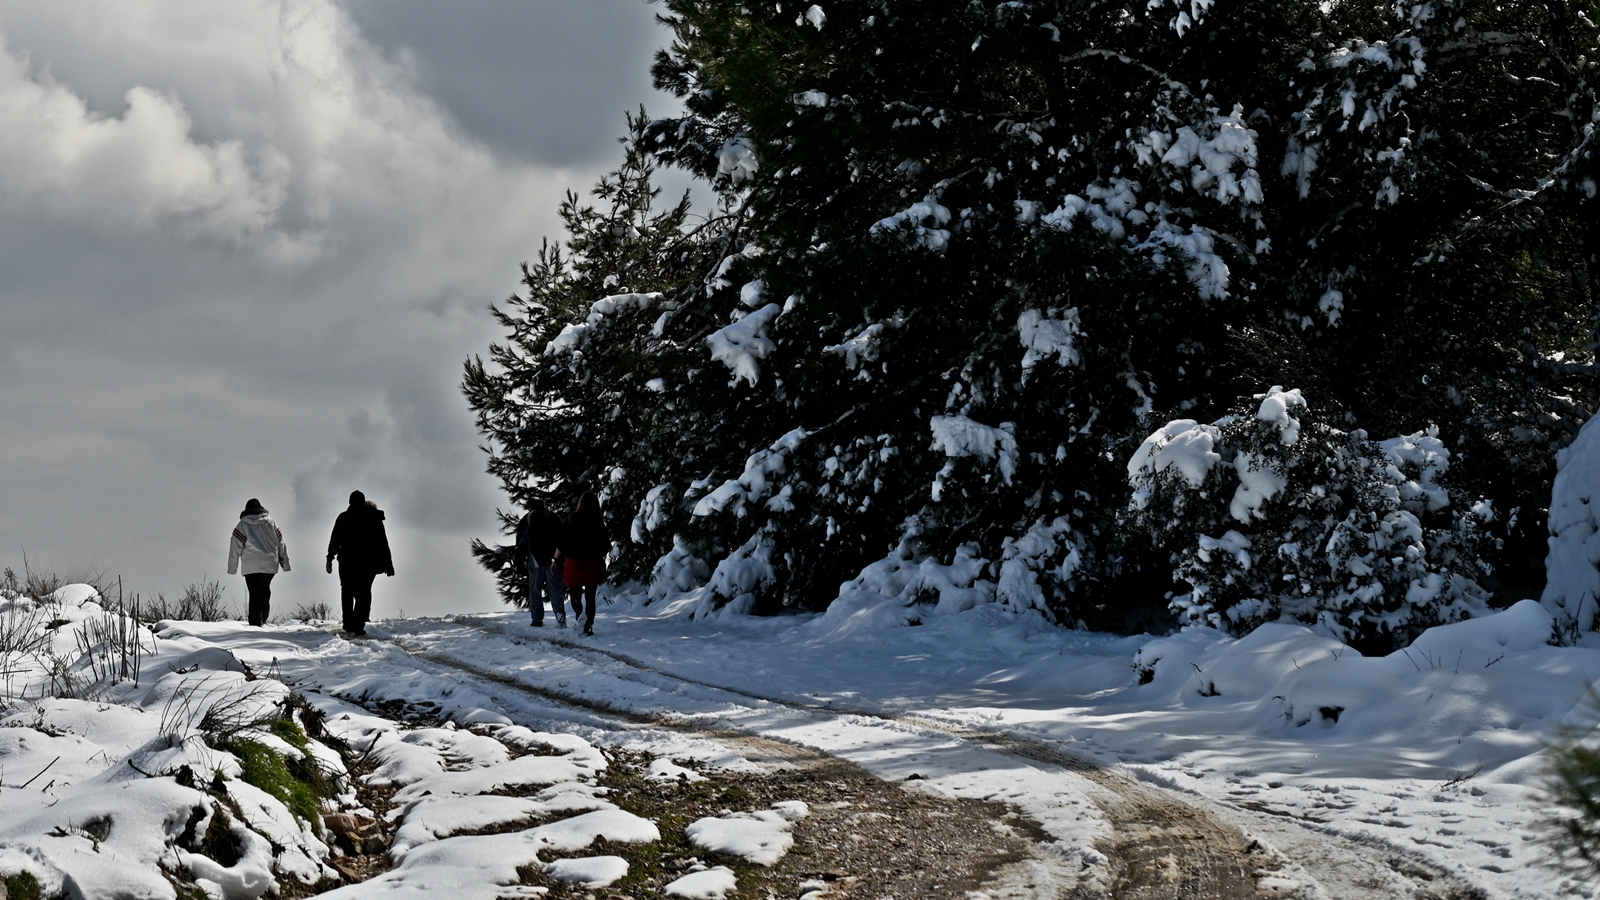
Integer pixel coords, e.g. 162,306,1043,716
871,198,952,251
824,321,886,372
928,414,1018,497
1016,307,1081,373
1318,286,1345,324
1137,105,1262,206
1045,104,1258,300
545,292,661,356
544,854,628,886
1543,410,1600,637
665,866,738,898
1380,427,1452,513
1255,385,1305,443
715,135,758,185
2,577,1597,898
48,583,102,606
0,650,332,900
705,302,782,386
738,278,764,308
684,804,806,865
996,516,1082,614
691,427,807,517
647,756,706,782
391,792,610,857
1126,418,1222,503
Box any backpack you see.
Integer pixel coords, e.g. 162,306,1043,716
514,513,532,553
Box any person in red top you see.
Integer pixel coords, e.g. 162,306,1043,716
553,492,608,636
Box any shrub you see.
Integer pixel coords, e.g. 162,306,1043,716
2,870,42,900
142,580,235,623
1544,693,1600,884
1125,387,1493,652
213,731,331,830
288,601,333,623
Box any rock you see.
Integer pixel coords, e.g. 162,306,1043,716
324,812,385,856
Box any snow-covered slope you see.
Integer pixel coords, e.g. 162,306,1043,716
3,582,1597,898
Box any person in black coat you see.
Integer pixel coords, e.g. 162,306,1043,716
324,490,394,636
515,497,566,627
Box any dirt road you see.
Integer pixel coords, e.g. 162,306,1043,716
319,623,1487,900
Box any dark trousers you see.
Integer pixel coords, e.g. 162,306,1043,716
340,567,378,634
529,556,564,624
244,573,274,626
567,585,597,630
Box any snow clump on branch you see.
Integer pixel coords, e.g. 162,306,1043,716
706,303,783,386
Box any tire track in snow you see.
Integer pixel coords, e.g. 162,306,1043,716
316,629,1092,897
390,618,1491,900
251,628,1056,898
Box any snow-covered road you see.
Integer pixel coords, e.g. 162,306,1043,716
4,586,1591,898
189,612,1509,898
399,616,1509,898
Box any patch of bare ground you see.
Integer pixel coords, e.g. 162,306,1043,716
276,693,445,896
906,730,1279,900
273,754,398,896
303,691,1052,898
518,746,1049,900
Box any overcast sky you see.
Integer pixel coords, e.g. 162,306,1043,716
0,1,680,617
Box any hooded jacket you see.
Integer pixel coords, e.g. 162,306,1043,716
327,501,395,576
516,506,563,566
228,512,291,576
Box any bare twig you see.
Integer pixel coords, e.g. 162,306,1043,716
18,755,60,789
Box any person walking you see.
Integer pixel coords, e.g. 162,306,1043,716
227,498,291,626
554,492,608,636
516,498,566,627
325,490,394,636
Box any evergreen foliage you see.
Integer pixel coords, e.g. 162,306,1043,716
1545,693,1600,883
466,0,1599,644
1125,387,1493,650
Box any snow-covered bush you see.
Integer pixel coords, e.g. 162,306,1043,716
1542,411,1600,642
1545,689,1600,884
1127,387,1493,651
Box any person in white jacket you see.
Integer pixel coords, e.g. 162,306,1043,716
227,498,291,626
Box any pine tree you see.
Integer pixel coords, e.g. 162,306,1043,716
466,1,1599,643
462,112,738,605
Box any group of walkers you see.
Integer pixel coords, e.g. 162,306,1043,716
225,490,394,635
223,489,612,637
516,492,608,636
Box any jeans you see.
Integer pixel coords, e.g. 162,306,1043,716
244,572,274,626
529,556,565,625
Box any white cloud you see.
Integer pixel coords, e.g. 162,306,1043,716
0,41,287,241
0,0,644,617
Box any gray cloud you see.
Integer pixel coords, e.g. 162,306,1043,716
338,0,669,166
0,1,674,617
